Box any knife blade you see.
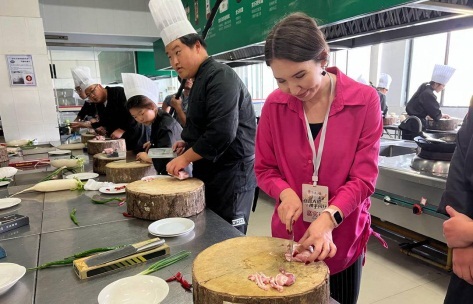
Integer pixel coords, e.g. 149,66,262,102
289,220,294,262
84,238,165,267
125,151,136,163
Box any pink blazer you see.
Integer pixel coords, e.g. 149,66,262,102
255,67,383,274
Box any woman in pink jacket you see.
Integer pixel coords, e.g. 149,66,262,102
255,12,383,304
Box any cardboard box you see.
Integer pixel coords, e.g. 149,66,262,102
0,214,29,234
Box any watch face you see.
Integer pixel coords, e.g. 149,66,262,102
334,211,343,224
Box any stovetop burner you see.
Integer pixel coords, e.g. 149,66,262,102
417,149,453,161
410,155,450,177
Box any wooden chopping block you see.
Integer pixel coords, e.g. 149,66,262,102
126,177,205,220
80,133,95,144
92,153,125,174
87,139,126,155
0,146,8,163
105,160,155,183
193,236,330,304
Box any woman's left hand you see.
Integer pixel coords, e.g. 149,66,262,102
297,212,337,263
136,152,152,164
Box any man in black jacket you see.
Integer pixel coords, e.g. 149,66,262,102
164,34,257,234
438,99,473,303
70,83,147,152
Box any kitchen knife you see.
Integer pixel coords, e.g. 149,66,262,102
84,238,165,267
289,220,294,262
125,150,136,163
148,148,177,159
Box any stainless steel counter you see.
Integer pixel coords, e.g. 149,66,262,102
372,139,447,242
0,149,244,303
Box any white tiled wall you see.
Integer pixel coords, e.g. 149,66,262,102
0,0,60,143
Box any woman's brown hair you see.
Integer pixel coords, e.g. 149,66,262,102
265,12,329,66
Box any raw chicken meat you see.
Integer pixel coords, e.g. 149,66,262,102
248,269,296,292
285,243,313,263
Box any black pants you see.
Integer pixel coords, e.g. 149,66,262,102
330,254,363,304
194,158,256,234
444,273,473,304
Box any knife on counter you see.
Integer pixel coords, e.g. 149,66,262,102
84,238,165,267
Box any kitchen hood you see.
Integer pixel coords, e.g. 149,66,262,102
210,0,473,67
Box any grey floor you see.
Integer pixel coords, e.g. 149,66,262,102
246,191,451,304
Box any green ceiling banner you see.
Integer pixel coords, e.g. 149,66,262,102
154,0,416,69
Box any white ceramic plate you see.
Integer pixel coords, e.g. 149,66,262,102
66,172,99,181
141,175,172,181
99,183,128,194
148,217,195,237
48,150,71,155
0,198,21,210
98,275,169,304
0,263,26,296
0,181,10,187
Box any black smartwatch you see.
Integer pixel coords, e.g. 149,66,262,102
323,208,343,228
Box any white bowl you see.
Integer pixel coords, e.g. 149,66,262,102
98,275,169,304
0,263,26,296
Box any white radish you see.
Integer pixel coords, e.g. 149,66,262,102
6,139,30,147
57,143,85,150
0,167,18,178
10,179,83,197
50,159,82,169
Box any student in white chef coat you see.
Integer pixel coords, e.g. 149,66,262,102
376,73,392,118
123,73,183,174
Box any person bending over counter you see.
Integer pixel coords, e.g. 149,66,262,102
255,12,383,304
149,0,257,234
69,74,147,152
123,73,183,175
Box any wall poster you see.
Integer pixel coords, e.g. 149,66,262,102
6,55,36,86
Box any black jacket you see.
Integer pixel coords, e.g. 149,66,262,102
377,90,388,117
150,110,182,174
77,102,97,120
182,57,256,169
406,83,442,127
91,86,145,152
438,105,473,216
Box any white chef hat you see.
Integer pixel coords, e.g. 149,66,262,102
71,66,96,91
431,64,456,85
122,73,159,103
149,0,197,47
377,73,392,90
357,74,368,85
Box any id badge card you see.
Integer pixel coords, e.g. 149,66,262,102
302,184,329,222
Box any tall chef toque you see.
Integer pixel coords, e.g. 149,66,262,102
378,73,392,90
149,0,197,47
71,66,96,91
431,64,456,85
122,73,159,103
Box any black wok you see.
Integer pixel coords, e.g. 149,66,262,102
414,136,456,153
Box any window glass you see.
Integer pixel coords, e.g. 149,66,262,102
444,28,473,107
408,33,447,102
346,46,371,81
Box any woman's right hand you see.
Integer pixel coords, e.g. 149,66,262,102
278,188,303,232
172,140,187,156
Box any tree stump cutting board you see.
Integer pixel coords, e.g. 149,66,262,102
87,139,126,155
193,236,330,304
80,133,95,144
105,160,155,183
126,177,205,220
92,153,125,174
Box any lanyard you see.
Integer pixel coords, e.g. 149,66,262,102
303,73,334,186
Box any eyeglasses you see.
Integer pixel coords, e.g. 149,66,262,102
85,85,99,99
